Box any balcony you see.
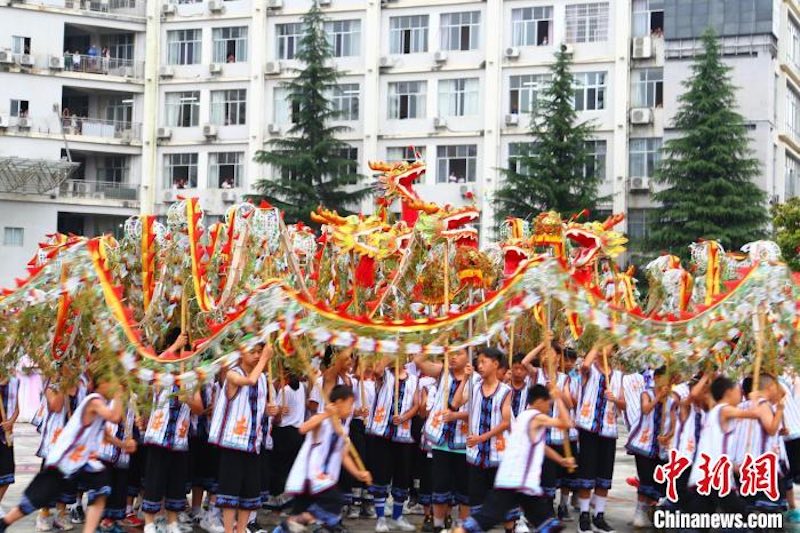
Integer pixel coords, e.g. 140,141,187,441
13,0,145,18
58,178,138,202
2,115,141,143
1,52,144,81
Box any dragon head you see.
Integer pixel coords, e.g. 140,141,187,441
500,217,532,277
564,214,627,270
369,158,438,224
439,205,480,248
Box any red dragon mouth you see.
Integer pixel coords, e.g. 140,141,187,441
502,244,530,277
442,208,480,231
565,228,603,268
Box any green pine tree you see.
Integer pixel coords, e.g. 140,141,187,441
648,29,767,254
772,197,800,271
253,3,369,224
494,45,600,224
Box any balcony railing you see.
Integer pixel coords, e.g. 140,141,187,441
16,0,145,17
3,52,144,80
7,115,141,141
59,178,139,201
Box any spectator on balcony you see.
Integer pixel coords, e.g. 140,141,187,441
221,178,233,189
448,172,458,183
87,44,98,71
64,50,72,71
101,47,110,73
62,108,71,128
226,53,235,63
72,50,81,71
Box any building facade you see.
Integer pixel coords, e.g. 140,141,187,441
0,0,795,285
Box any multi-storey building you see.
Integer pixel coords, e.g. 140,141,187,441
0,0,794,284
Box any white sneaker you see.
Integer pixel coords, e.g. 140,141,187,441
388,516,416,532
514,517,529,533
632,507,651,528
403,502,424,516
52,514,74,531
200,511,225,533
35,514,53,532
166,522,183,533
143,524,158,533
347,505,361,519
375,517,391,533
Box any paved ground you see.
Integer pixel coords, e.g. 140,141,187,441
2,423,797,532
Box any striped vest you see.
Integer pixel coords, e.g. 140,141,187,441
424,371,469,450
209,368,267,453
144,385,191,451
576,364,623,438
285,417,346,495
37,384,86,459
676,403,705,461
689,403,734,488
45,393,107,476
466,380,510,468
99,402,135,468
494,409,547,496
367,369,417,443
779,377,800,441
548,373,578,444
625,389,664,458
190,383,214,441
621,373,645,431
509,378,530,420
0,378,18,447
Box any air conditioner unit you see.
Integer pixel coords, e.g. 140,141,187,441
63,126,77,135
19,54,34,66
628,176,651,192
163,190,176,203
73,181,91,195
209,63,223,74
433,50,447,63
208,0,224,12
379,56,394,68
120,129,134,143
267,0,282,8
159,65,174,78
632,36,653,59
433,117,446,129
560,44,574,56
161,3,176,15
49,56,64,70
203,124,218,138
0,115,7,128
156,127,172,140
17,117,30,129
318,0,331,5
265,61,281,75
221,190,236,203
504,113,519,126
629,107,654,125
121,66,134,77
267,123,281,135
504,47,520,59
0,50,12,64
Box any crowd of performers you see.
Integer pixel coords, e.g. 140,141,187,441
0,328,795,533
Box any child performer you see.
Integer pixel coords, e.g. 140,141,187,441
0,372,19,510
415,372,437,532
366,356,419,533
453,348,512,530
0,377,123,533
508,354,531,421
453,384,575,533
575,343,625,533
208,342,270,533
98,397,137,532
189,378,223,533
278,385,372,533
779,370,800,524
270,370,306,510
414,348,471,530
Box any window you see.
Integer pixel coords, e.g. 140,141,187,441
508,142,533,175
337,146,359,184
632,0,664,37
331,84,360,121
436,145,477,183
787,154,800,198
388,81,426,119
165,153,198,188
565,3,609,43
573,72,606,111
209,152,243,188
165,92,199,128
107,34,134,61
99,156,129,183
277,23,304,60
387,146,425,163
440,12,480,51
390,15,428,54
584,140,607,181
213,27,248,63
211,89,247,125
788,87,800,141
629,138,662,178
438,78,479,117
632,68,663,108
10,99,29,118
509,74,549,114
325,20,360,57
511,7,553,47
105,96,133,125
790,18,800,70
11,36,30,55
3,227,23,247
274,87,300,125
167,29,201,65
627,209,650,240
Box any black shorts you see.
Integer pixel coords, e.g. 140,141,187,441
291,488,343,527
467,465,497,507
576,429,616,490
103,463,129,520
634,454,665,502
0,442,14,485
141,446,188,514
547,442,577,491
431,449,468,505
340,419,367,493
20,468,110,516
190,436,218,491
271,425,303,496
127,444,146,497
467,489,554,532
216,448,262,510
260,449,272,502
785,438,800,485
367,436,413,499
